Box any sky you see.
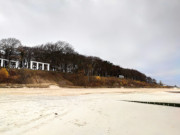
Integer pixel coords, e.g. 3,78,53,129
0,0,180,86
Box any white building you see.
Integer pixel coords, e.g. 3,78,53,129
0,58,50,71
0,58,8,68
119,75,124,79
0,58,19,68
30,61,50,71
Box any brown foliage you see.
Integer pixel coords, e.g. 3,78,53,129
0,69,166,88
0,68,9,82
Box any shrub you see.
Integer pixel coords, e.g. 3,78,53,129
0,68,9,82
95,76,101,80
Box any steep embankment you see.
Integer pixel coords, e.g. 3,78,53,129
0,69,166,88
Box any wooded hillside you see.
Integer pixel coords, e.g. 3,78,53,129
0,38,157,84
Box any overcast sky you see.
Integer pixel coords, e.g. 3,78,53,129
0,0,180,86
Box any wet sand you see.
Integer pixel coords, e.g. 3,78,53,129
0,86,180,135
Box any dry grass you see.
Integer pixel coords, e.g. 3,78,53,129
0,68,168,88
62,73,167,88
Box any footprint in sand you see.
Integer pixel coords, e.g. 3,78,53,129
72,119,87,127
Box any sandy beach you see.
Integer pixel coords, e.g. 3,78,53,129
0,86,180,135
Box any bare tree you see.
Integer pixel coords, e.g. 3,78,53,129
0,38,21,60
55,41,75,54
0,38,156,83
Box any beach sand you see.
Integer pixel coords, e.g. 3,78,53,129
0,86,180,135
